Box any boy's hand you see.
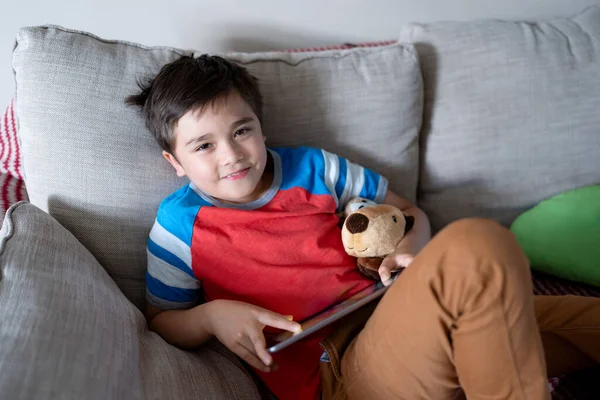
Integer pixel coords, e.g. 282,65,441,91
205,299,302,372
379,252,415,286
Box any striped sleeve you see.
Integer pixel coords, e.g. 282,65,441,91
146,195,202,310
321,149,389,212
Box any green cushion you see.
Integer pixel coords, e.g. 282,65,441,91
510,185,600,286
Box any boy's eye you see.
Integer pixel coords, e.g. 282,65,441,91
195,143,211,152
234,128,250,137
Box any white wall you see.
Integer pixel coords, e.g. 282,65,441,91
2,0,599,107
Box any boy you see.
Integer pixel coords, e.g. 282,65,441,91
128,55,600,400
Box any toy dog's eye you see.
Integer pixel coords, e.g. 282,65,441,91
361,199,367,203
358,205,365,209
392,216,397,223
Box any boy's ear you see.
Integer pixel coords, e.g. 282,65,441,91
162,151,187,177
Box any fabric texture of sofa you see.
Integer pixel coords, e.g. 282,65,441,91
1,5,600,399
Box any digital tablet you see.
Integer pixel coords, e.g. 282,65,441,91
267,272,401,354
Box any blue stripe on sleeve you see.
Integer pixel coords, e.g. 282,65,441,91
156,185,207,246
146,271,199,305
359,168,382,201
276,147,332,196
147,238,195,278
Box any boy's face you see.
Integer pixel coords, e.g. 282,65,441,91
163,91,269,204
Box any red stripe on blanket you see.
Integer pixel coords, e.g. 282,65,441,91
10,100,21,178
16,177,24,202
0,173,9,214
0,101,23,180
3,111,10,177
1,107,8,171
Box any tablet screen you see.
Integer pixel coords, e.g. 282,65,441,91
267,272,400,353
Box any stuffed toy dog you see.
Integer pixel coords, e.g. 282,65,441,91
341,197,414,280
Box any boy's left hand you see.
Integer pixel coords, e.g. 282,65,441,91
378,252,415,286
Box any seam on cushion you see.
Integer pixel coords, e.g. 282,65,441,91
17,26,421,73
571,5,600,21
546,23,576,61
19,25,194,55
564,19,595,58
19,25,419,66
224,43,418,68
0,201,28,259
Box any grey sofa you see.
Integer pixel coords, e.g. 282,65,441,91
1,5,599,400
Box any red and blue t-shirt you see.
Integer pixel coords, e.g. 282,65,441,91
146,146,388,400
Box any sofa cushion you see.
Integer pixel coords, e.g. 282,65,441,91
399,5,600,232
12,26,422,309
0,202,261,400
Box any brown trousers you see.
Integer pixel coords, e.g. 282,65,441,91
320,218,600,400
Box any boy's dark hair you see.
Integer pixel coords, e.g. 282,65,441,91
126,54,263,154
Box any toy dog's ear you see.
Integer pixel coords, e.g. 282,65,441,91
403,214,415,234
343,197,378,217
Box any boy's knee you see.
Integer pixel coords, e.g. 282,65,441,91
432,217,528,272
443,217,502,232
438,217,510,245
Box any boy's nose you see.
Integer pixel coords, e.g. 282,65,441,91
220,142,244,165
346,213,369,234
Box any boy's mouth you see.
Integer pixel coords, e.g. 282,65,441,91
222,167,251,180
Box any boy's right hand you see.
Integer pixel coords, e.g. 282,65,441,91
205,299,302,372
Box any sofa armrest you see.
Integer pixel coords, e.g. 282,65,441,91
0,202,261,400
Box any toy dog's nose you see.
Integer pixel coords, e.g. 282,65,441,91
346,213,369,234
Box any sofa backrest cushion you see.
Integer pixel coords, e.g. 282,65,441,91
399,5,600,232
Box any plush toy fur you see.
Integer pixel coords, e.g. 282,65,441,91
341,197,414,280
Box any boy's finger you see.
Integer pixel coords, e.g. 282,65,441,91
248,331,272,367
234,342,270,372
378,264,393,283
257,312,302,333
